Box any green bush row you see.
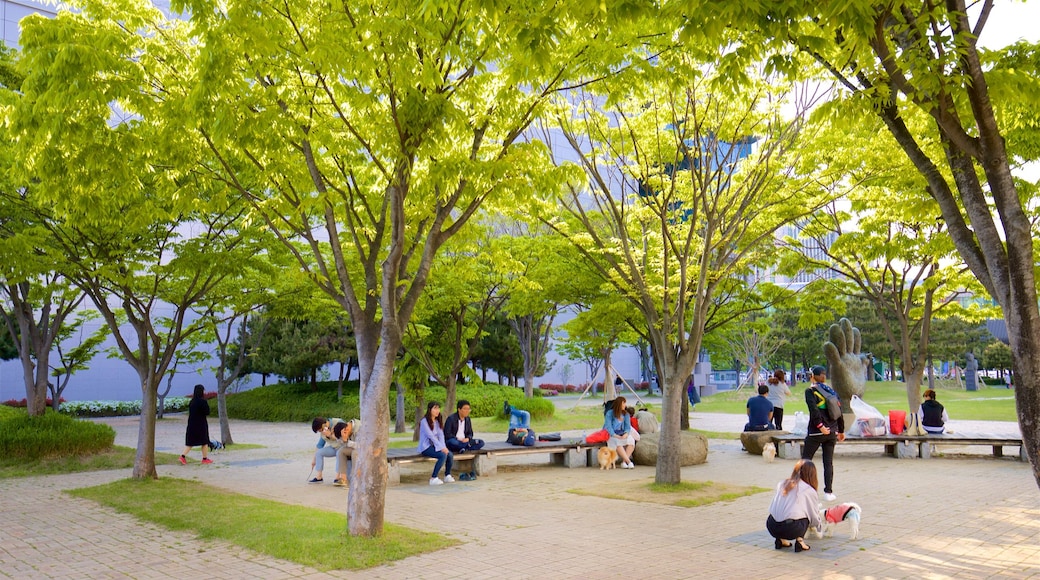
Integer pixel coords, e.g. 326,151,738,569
0,411,116,460
224,380,554,423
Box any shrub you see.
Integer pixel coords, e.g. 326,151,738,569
225,381,360,423
0,411,115,460
3,397,67,408
60,398,190,418
223,380,539,423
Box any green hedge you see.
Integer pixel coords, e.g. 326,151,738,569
224,380,554,423
0,411,116,460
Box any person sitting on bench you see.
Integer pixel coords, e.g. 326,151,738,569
745,384,775,431
444,399,485,453
918,389,949,434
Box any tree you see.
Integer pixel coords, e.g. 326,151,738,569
708,0,1040,490
0,43,88,417
983,341,1013,380
532,50,828,484
793,180,981,411
725,314,785,390
181,0,625,535
403,227,506,414
14,3,264,478
48,310,108,412
472,313,524,385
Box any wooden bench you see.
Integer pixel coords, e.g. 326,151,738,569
771,432,1026,461
386,440,604,485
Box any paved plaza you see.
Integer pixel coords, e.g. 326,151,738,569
1,410,1038,579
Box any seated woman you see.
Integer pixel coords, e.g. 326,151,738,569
418,402,454,486
604,397,636,469
918,389,949,434
766,459,822,553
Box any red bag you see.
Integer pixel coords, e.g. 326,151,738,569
584,429,609,444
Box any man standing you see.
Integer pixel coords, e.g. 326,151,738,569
444,400,485,453
744,384,774,431
803,365,845,502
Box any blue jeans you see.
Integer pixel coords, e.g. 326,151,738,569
314,444,339,474
446,437,485,453
420,445,453,478
509,409,531,429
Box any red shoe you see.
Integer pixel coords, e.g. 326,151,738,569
179,455,187,465
201,458,213,464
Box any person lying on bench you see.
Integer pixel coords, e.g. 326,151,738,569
504,402,535,446
444,399,485,453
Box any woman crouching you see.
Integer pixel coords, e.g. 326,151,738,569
766,459,822,552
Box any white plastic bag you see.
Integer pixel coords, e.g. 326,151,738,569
848,395,887,437
792,411,808,436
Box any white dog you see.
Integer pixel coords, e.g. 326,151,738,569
761,442,776,463
815,502,861,540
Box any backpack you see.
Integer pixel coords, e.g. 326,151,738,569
814,385,843,421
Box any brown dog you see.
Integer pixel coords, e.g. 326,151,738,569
597,446,618,469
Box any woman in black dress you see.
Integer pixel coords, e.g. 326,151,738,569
181,384,213,465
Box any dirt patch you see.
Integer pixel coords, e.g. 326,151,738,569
568,478,768,507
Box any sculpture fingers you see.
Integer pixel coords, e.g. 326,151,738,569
852,327,861,355
824,341,840,366
828,323,846,356
840,318,855,353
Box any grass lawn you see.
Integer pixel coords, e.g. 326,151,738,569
694,381,1017,421
69,478,457,571
0,446,182,479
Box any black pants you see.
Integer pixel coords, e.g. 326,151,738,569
766,515,809,541
802,433,837,493
773,407,785,430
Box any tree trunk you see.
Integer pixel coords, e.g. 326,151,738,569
655,369,684,484
445,374,458,417
603,349,616,402
394,382,406,434
347,328,393,537
133,378,159,479
218,384,234,446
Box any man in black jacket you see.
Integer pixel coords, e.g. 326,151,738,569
444,400,485,453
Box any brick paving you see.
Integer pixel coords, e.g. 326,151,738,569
1,412,1038,579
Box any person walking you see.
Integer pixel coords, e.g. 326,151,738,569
181,384,213,465
766,369,793,430
802,366,844,501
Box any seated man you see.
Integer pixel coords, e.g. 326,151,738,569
333,419,360,487
918,389,949,434
444,400,485,453
744,385,774,432
309,416,344,484
504,402,535,446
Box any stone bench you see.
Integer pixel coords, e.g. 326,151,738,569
771,432,1025,461
386,439,601,485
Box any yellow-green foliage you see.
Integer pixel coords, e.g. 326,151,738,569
0,411,115,460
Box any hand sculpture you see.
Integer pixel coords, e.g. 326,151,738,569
824,318,869,409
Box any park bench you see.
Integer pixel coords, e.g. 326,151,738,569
771,432,1026,461
386,439,604,485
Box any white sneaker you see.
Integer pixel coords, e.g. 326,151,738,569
824,492,837,501
624,462,635,469
429,477,444,486
443,474,455,483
